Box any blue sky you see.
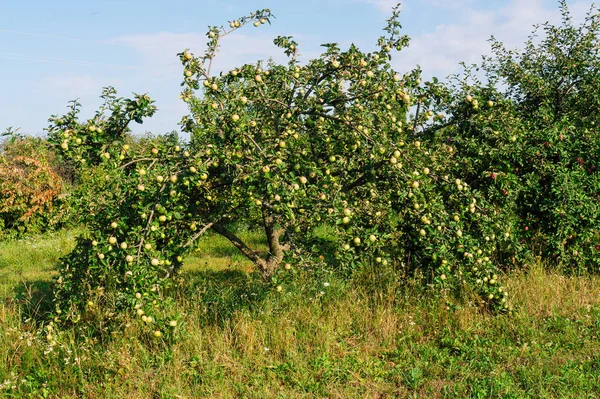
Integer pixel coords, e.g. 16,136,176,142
0,0,595,136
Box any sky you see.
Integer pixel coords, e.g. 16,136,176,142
0,0,596,136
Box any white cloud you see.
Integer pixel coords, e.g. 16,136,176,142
421,0,474,9
109,31,290,81
392,0,596,80
360,0,401,13
36,74,117,97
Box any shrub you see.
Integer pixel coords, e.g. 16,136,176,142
0,133,68,238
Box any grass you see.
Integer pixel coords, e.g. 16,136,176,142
1,230,600,398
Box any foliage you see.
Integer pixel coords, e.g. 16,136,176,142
425,0,600,273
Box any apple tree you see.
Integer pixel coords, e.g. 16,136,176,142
423,0,600,272
49,6,512,337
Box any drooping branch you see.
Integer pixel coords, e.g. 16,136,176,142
211,223,270,277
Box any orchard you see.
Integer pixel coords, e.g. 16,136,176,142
34,2,599,337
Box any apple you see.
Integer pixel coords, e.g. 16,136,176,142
125,255,134,263
262,166,270,173
412,181,420,189
210,83,218,91
254,21,260,27
366,71,374,78
91,240,98,247
342,216,350,224
232,114,240,122
120,242,128,250
144,243,152,250
300,176,308,184
170,175,178,183
151,148,159,154
419,229,426,237
184,70,192,77
353,237,361,245
184,51,192,60
159,215,167,222
189,166,197,173
369,235,376,242
153,331,162,338
255,75,263,83
151,258,160,266
98,253,105,260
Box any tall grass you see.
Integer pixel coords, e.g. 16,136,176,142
1,230,599,398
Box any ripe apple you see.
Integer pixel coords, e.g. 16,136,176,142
232,114,240,122
108,236,117,244
120,242,128,250
353,237,361,245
